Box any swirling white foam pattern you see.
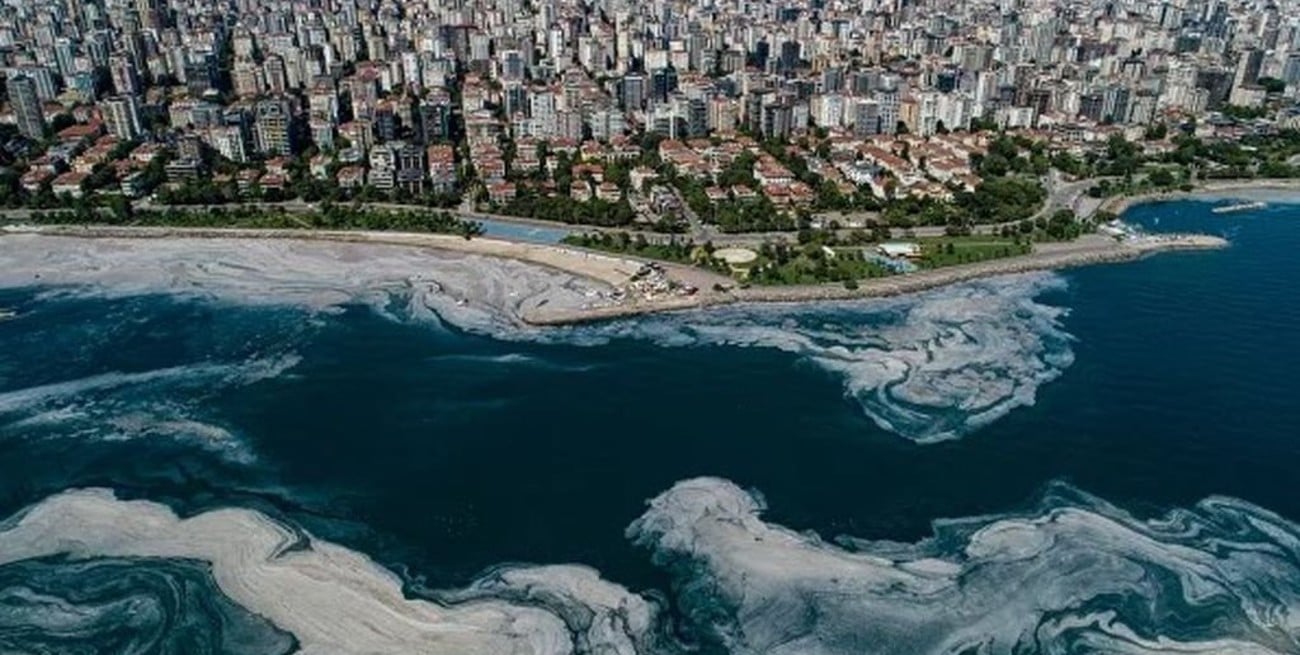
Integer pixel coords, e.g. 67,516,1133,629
0,234,608,337
557,273,1074,442
627,477,1300,655
4,481,1300,654
1,234,1072,441
0,556,298,654
0,356,298,464
0,489,664,655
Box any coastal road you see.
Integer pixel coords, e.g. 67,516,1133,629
1032,173,1113,222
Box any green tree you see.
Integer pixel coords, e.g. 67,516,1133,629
1259,77,1286,94
1148,168,1176,187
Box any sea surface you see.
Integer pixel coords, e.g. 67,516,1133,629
1,198,1299,654
476,216,572,243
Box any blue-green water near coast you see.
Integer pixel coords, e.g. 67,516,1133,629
1,197,1299,653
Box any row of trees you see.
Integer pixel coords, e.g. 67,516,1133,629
495,192,650,229
992,209,1096,241
24,203,484,238
562,231,717,267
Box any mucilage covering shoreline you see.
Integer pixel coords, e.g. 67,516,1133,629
0,205,1296,655
2,222,1225,326
0,233,1075,444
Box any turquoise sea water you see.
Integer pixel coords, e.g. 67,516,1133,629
475,217,572,243
1,198,1299,653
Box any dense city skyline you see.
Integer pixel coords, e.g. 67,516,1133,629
1,0,1298,223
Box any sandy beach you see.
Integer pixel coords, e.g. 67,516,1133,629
1,224,1226,326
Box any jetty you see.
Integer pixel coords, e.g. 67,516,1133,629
1211,201,1267,214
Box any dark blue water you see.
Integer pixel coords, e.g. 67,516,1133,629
1,198,1299,653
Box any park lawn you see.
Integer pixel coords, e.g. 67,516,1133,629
748,249,893,285
915,236,1032,269
564,232,1033,285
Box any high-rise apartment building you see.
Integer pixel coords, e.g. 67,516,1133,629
8,75,45,140
254,96,294,156
102,95,144,140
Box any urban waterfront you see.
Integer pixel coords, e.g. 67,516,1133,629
1,197,1299,653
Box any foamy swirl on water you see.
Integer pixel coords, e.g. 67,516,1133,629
5,482,1300,654
0,356,299,464
0,489,667,655
0,234,1072,442
556,273,1074,442
0,556,297,654
628,477,1300,655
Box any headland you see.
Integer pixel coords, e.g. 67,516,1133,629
523,232,1227,325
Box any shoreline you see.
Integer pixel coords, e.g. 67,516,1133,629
524,233,1229,325
1,223,1227,326
1098,178,1300,215
2,223,648,289
0,223,729,325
